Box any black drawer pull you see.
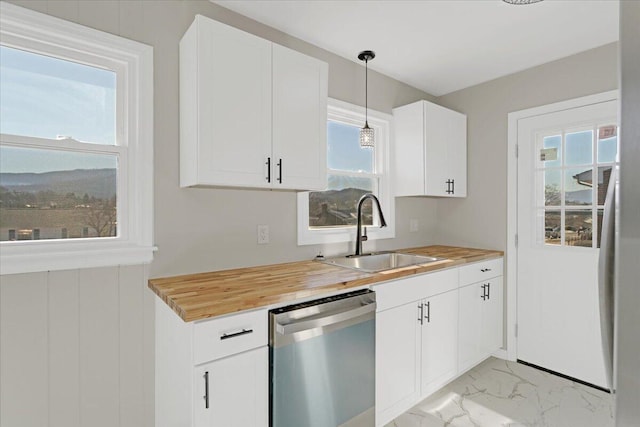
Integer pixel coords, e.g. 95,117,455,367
481,268,492,272
204,371,209,409
220,328,253,340
266,157,271,183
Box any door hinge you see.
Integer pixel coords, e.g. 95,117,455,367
515,234,519,247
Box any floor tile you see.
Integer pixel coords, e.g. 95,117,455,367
386,357,613,427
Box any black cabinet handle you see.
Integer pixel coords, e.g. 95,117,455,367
277,158,282,183
451,179,455,194
481,268,492,273
220,328,253,340
266,157,271,183
204,371,209,409
487,282,491,300
418,303,424,325
424,301,431,323
481,284,487,301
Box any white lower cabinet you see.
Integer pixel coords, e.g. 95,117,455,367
194,347,268,427
420,289,459,395
374,268,459,426
458,276,504,373
155,299,268,427
375,258,503,427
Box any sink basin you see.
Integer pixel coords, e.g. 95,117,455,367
321,252,444,273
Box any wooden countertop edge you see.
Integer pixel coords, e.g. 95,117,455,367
149,246,504,322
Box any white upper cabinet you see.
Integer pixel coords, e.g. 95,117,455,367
393,100,467,197
180,15,328,190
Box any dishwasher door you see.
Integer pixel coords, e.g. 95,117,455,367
270,289,376,427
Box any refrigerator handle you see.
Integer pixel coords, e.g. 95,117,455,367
598,167,616,392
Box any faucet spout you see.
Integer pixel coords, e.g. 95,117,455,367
355,193,387,256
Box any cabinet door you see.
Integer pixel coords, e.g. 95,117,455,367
376,302,421,426
481,276,504,357
420,289,458,395
272,44,328,190
193,346,268,427
458,282,483,372
424,102,467,197
188,17,273,188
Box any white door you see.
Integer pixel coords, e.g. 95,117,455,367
517,100,617,388
376,302,420,425
458,282,483,372
420,289,458,395
272,44,328,190
194,347,268,427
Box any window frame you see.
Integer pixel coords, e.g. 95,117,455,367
535,121,618,249
297,98,395,246
0,2,154,274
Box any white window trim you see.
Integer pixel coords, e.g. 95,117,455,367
0,2,154,275
297,98,395,246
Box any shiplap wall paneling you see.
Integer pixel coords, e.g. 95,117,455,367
0,272,49,427
0,265,152,427
48,269,81,427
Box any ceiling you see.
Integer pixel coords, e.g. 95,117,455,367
213,0,619,96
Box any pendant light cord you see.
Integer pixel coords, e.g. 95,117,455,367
365,58,368,125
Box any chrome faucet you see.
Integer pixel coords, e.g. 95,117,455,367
355,193,387,256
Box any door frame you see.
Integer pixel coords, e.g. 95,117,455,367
505,90,618,361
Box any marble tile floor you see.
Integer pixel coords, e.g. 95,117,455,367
386,357,613,427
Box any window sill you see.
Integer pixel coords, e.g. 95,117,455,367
0,242,156,275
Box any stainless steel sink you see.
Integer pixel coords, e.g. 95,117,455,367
320,252,444,273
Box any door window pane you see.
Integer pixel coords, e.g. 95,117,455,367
597,209,604,249
565,210,593,248
565,130,593,166
0,46,116,145
327,121,373,173
597,126,617,163
542,135,562,168
597,166,614,206
0,146,117,241
565,167,592,206
544,210,561,246
544,169,561,206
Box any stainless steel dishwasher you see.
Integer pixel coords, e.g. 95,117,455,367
269,289,376,427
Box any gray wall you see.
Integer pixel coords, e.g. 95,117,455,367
434,43,618,250
615,1,640,425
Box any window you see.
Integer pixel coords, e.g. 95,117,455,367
297,98,394,246
537,123,618,248
0,3,154,274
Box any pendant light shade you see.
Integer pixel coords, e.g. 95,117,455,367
358,50,375,148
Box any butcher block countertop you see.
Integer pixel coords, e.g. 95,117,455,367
148,245,503,322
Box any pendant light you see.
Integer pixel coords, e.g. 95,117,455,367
358,50,375,148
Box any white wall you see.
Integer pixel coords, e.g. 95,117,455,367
615,1,640,425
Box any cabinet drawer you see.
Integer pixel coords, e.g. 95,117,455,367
374,267,458,312
193,309,267,365
459,258,503,286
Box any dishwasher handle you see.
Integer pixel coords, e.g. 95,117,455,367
275,302,375,336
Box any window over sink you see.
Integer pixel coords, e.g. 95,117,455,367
297,98,395,245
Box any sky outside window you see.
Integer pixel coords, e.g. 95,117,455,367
0,45,116,157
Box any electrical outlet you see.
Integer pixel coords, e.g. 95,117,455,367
257,225,269,244
409,219,419,233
